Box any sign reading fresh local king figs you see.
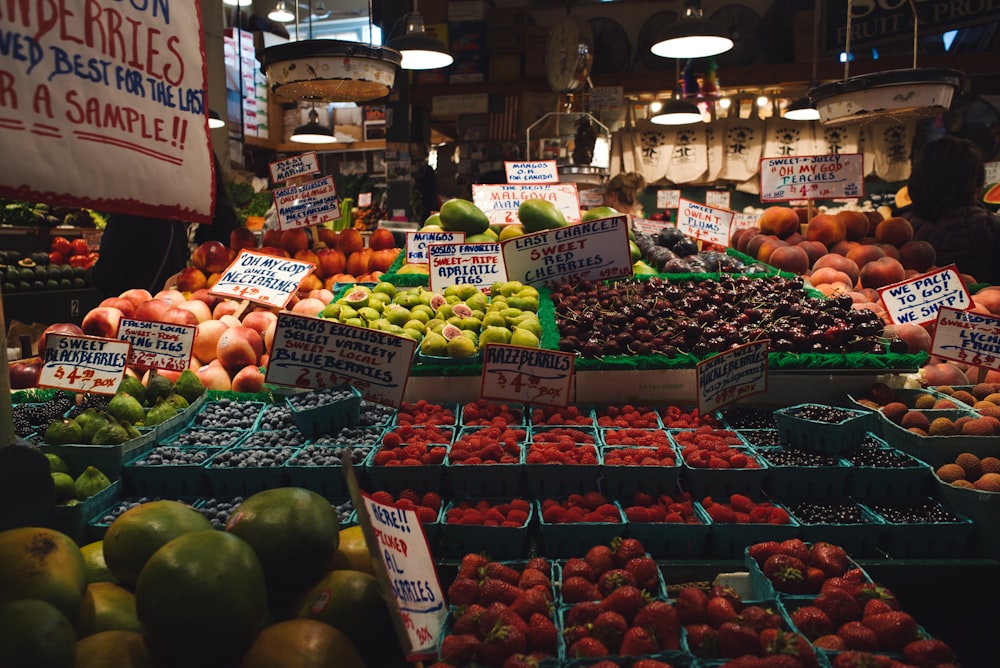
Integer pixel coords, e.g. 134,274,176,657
932,306,1000,371
209,250,316,309
504,160,559,184
696,340,769,414
268,152,320,183
480,343,575,407
265,312,415,407
406,231,466,264
273,176,341,231
0,1,215,224
472,184,582,226
428,243,506,293
759,154,864,202
117,319,195,372
878,265,972,326
38,334,130,395
676,199,735,248
501,215,633,287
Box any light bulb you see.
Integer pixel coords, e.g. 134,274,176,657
756,95,769,107
718,97,731,110
649,101,663,113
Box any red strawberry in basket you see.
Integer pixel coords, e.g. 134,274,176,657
448,576,480,606
808,541,850,577
526,612,557,654
584,543,616,573
565,600,602,627
675,586,710,624
813,588,863,628
779,538,811,562
477,621,527,667
902,637,957,666
510,588,550,621
561,576,601,603
861,611,920,652
684,623,718,657
706,596,739,627
836,621,879,652
599,585,646,624
565,637,609,659
612,536,646,566
759,628,819,668
633,600,681,650
440,633,479,665
762,553,808,594
790,606,833,640
452,604,486,634
597,568,637,596
619,626,659,656
717,621,761,658
480,578,521,606
748,540,784,566
590,610,629,652
625,556,660,591
831,651,894,668
739,604,785,633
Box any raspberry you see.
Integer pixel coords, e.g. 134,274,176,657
382,431,402,448
369,490,394,504
625,506,651,523
541,505,565,523
705,504,737,523
730,494,754,513
416,507,438,523
421,492,442,510
769,507,791,525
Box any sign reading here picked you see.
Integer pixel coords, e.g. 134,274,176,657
760,154,864,202
210,250,315,309
932,306,1000,371
39,334,131,395
273,176,341,231
878,265,972,326
480,343,575,407
696,340,769,414
676,198,734,248
117,319,195,372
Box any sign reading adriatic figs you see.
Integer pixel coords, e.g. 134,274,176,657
0,2,215,224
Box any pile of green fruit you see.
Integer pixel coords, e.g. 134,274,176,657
46,454,111,505
1,259,90,294
320,280,543,359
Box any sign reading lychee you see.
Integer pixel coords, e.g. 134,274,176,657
39,334,131,395
932,306,1000,371
209,250,316,309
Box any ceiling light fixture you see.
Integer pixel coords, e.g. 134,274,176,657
223,0,252,6
290,107,334,143
784,96,820,121
208,109,226,129
388,11,454,70
649,100,664,113
651,97,702,125
650,0,734,59
268,1,295,22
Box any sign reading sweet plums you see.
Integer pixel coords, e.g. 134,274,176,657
676,199,734,248
38,334,130,395
695,340,769,414
931,306,1000,371
878,265,972,327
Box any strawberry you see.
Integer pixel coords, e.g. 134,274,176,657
902,638,956,666
831,651,894,668
632,661,678,668
675,586,710,624
448,577,481,607
611,536,646,566
486,562,522,585
479,578,521,606
619,626,659,656
510,588,550,621
813,634,847,651
452,604,486,635
747,541,783,566
525,557,551,574
759,628,819,668
565,600,602,627
738,605,784,633
597,568,637,596
526,613,557,654
684,623,719,658
565,637,609,658
561,622,591,647
710,584,744,611
562,558,596,582
502,653,542,668
561,576,601,603
861,611,919,652
478,623,528,667
779,538,811,563
718,621,762,658
599,585,646,624
440,633,479,665
518,568,551,591
590,610,629,652
813,589,863,628
625,556,660,591
803,567,826,593
855,583,900,610
584,543,616,573
762,554,808,594
809,541,850,577
477,602,515,637
633,599,681,650
457,553,489,581
836,621,880,652
790,606,833,640
706,596,739,628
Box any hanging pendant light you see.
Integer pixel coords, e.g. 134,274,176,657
268,1,295,23
223,0,252,6
784,96,820,121
389,12,454,70
208,109,226,129
651,97,703,125
290,107,335,143
650,0,734,59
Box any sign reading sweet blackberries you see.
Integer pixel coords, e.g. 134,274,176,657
406,231,466,264
117,319,195,372
268,152,319,183
760,154,864,202
504,160,559,184
695,340,769,414
676,199,734,248
210,250,316,309
38,334,130,395
931,306,1000,371
501,215,633,287
480,343,575,407
266,312,415,407
273,176,341,231
428,243,506,293
878,265,972,326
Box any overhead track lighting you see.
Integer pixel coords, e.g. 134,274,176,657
208,109,226,129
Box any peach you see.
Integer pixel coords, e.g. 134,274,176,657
828,240,860,256
118,288,153,310
845,243,886,269
864,211,884,236
219,314,244,329
291,298,328,316
213,299,241,320
159,307,200,328
230,227,258,253
175,266,208,293
876,243,901,261
806,213,846,247
767,245,810,274
898,240,936,272
154,289,187,308
315,247,347,279
809,267,854,287
132,298,171,323
884,323,932,354
813,254,860,287
745,234,774,259
216,326,264,375
922,361,972,387
815,281,851,296
263,320,276,353
784,232,805,246
859,256,906,289
193,319,229,363
835,210,870,241
241,310,279,340
176,299,212,324
728,227,752,251
757,206,800,239
337,229,365,256
231,364,266,394
297,273,324,295
796,240,828,267
191,240,232,274
280,228,310,254
306,289,334,304
195,359,232,392
973,290,1000,316
875,217,914,246
756,238,789,264
81,306,124,338
262,229,282,248
99,297,136,319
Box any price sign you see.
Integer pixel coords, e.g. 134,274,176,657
81,229,103,251
268,152,319,183
472,184,582,226
705,190,731,209
265,312,416,407
731,212,760,231
985,161,1000,185
676,198,735,247
210,250,316,309
358,192,373,207
117,319,195,372
39,334,130,395
656,189,681,210
589,86,624,112
878,265,972,326
504,160,559,184
760,154,864,202
480,344,575,407
931,306,1000,371
695,340,769,414
406,231,466,264
273,176,341,230
632,217,671,236
501,215,633,287
428,243,506,293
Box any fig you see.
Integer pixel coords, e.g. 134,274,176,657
420,331,448,356
343,288,371,308
74,465,111,500
108,391,145,426
452,303,473,318
173,369,206,404
441,324,463,341
74,408,109,443
510,327,540,348
145,369,174,405
44,418,83,445
446,335,477,358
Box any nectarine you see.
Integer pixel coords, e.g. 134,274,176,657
859,256,906,289
806,213,847,247
766,245,810,274
835,210,870,241
898,240,936,272
216,326,263,375
812,254,860,287
875,217,914,246
757,206,800,239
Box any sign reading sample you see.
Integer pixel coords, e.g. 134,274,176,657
269,152,319,183
210,250,315,309
656,189,682,210
504,160,559,184
676,198,734,247
406,231,466,264
117,319,195,372
480,343,575,407
273,176,341,230
696,340,769,414
760,154,864,202
501,215,633,286
0,1,214,224
266,312,415,407
472,184,582,226
932,306,1000,371
878,265,972,326
428,243,506,292
39,334,130,395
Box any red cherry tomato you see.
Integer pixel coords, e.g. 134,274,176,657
51,236,72,256
72,238,90,255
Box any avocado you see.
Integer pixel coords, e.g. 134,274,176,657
439,198,490,235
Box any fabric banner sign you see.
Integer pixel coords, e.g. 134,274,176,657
0,1,214,224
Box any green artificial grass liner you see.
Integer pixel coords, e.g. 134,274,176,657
11,388,69,404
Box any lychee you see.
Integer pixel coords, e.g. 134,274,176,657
936,463,966,483
866,382,896,406
982,456,1000,475
932,398,959,410
951,390,977,407
913,393,938,409
956,452,984,479
900,411,930,431
973,472,1000,492
928,417,958,436
961,418,996,436
951,479,975,489
881,402,909,425
936,385,956,396
972,382,999,400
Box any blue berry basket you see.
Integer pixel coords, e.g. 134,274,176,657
866,497,974,558
286,386,362,438
437,497,534,559
191,398,266,431
203,446,297,497
283,444,376,498
123,445,224,497
774,403,879,456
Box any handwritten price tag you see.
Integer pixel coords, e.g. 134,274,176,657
878,265,972,326
210,250,316,309
117,319,195,372
406,231,466,264
428,243,506,293
696,340,769,414
656,189,681,210
705,190,731,209
504,160,559,184
480,344,575,407
472,184,582,226
932,306,1000,371
760,154,864,202
676,198,734,247
39,334,130,395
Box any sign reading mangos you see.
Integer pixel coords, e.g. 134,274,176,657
878,265,972,326
39,334,130,395
210,250,316,309
480,343,574,407
501,215,633,286
932,306,1000,371
266,312,415,407
268,152,319,183
696,340,769,414
406,231,466,264
472,184,582,226
428,243,506,293
0,1,214,223
273,176,341,230
504,160,559,184
760,154,864,202
676,198,734,247
117,319,195,372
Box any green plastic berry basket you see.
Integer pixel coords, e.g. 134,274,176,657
203,447,295,497
696,500,801,559
123,446,225,498
283,444,375,498
437,497,534,559
679,449,769,499
446,427,526,497
286,386,362,438
784,500,885,557
773,403,879,455
744,545,873,601
40,429,158,480
599,445,681,497
536,499,626,558
527,404,597,428
394,402,460,428
844,435,933,499
625,509,712,559
49,479,122,544
364,443,448,494
867,497,974,558
754,447,852,498
85,493,200,541
457,401,526,427
875,409,1000,467
152,393,207,441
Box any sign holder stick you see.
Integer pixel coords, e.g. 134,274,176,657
0,288,12,447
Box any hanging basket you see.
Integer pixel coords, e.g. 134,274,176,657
809,68,962,126
260,40,402,104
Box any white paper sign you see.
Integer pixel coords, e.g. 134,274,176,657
632,218,672,236
428,243,506,293
706,190,731,209
676,198,735,247
504,161,559,184
39,334,130,395
760,154,864,202
358,192,373,207
656,189,682,210
696,340,769,414
590,86,624,112
985,161,1000,185
0,2,214,224
268,152,319,183
265,312,415,407
273,177,341,231
210,250,315,309
932,306,1000,371
406,231,466,264
878,265,973,326
502,215,633,286
480,344,574,407
732,212,760,231
117,319,195,372
472,184,582,226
